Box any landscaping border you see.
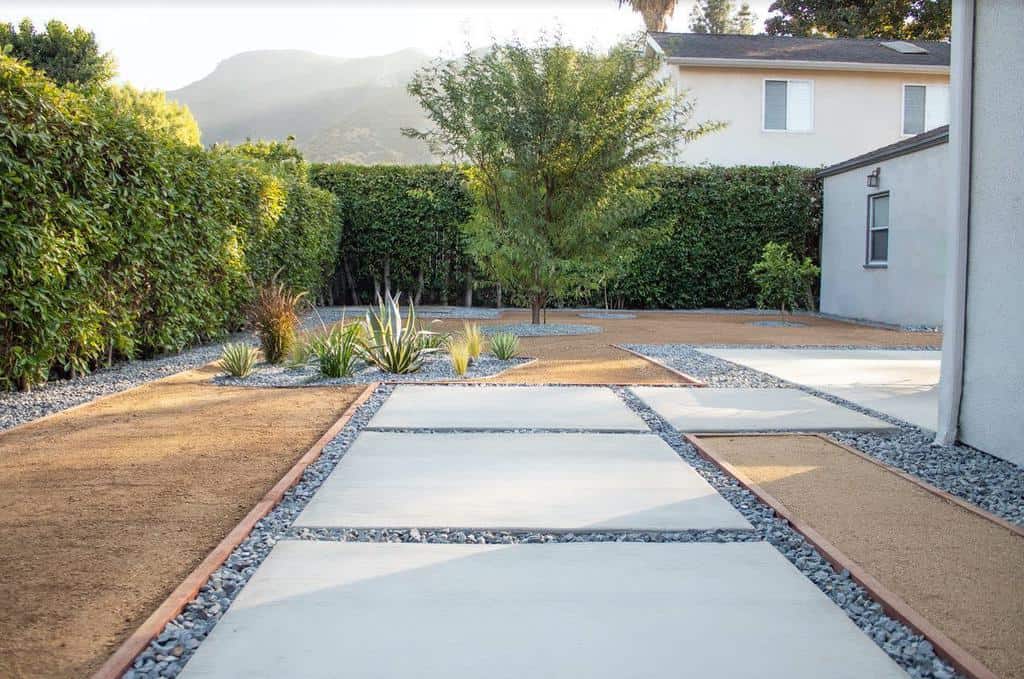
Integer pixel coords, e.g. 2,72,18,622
89,382,379,679
685,432,1000,679
611,343,706,386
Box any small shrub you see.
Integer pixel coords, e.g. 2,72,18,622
285,332,315,368
463,322,485,359
749,242,821,314
219,343,258,377
418,320,449,350
314,324,361,378
489,332,520,360
249,275,306,364
360,292,430,374
448,338,471,376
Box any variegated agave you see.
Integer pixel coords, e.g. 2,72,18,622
360,292,434,374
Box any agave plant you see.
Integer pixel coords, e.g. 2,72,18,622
360,292,433,374
489,332,520,360
218,343,258,377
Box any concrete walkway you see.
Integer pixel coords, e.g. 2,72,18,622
699,348,940,430
180,384,908,678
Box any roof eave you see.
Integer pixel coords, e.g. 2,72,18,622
817,126,949,178
664,56,949,74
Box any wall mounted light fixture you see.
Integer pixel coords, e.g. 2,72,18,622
867,167,881,188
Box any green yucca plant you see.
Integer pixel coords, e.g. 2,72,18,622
360,292,433,374
219,343,258,377
489,332,520,360
463,322,485,360
447,338,471,376
249,274,306,364
313,323,362,378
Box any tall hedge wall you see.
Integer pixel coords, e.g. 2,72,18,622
311,163,820,310
0,56,338,389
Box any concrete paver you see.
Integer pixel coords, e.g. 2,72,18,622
699,348,940,430
180,541,907,679
631,387,896,433
295,432,751,530
367,385,650,431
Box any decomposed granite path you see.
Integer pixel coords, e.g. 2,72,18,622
169,384,923,679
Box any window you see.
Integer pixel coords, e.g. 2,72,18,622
903,84,950,135
764,79,813,132
867,192,890,266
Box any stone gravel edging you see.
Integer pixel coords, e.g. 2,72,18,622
481,323,602,336
285,527,757,543
578,312,637,320
622,344,1024,527
612,386,960,679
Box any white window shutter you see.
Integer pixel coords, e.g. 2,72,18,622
786,81,812,131
925,85,950,130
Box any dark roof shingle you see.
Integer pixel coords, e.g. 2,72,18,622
650,32,950,67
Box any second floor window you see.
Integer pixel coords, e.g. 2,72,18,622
903,84,950,135
764,79,813,132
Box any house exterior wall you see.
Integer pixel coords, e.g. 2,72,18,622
662,64,949,167
957,0,1024,465
819,142,948,327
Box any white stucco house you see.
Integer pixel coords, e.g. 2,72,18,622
817,126,949,328
648,32,951,167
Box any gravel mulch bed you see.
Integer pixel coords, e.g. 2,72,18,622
481,323,602,336
214,354,531,388
310,306,502,324
623,343,1024,527
577,312,637,319
0,338,244,432
286,527,757,543
748,320,808,328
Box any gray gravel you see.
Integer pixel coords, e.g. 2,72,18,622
311,306,502,323
747,320,808,328
623,343,1024,526
128,382,960,679
578,312,637,319
214,354,531,387
482,323,602,336
0,336,246,432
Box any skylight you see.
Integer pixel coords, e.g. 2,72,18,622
880,41,929,54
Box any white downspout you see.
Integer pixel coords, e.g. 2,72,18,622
934,0,975,446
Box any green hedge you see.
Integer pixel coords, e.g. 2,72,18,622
311,163,820,310
310,164,474,305
0,56,338,389
609,165,822,309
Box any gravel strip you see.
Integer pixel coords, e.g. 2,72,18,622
481,323,602,336
0,335,248,432
623,344,1024,527
310,306,502,323
285,527,757,543
611,386,960,679
214,354,532,387
747,320,808,327
578,312,637,319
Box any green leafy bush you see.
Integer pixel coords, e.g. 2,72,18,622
249,276,305,364
312,324,362,378
0,55,339,390
218,343,258,378
749,242,821,314
489,332,520,360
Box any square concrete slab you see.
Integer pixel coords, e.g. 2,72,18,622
295,432,751,530
367,385,649,431
632,387,896,433
700,348,940,430
180,541,907,679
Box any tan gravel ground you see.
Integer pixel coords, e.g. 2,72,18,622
694,434,1024,679
0,368,364,678
435,310,941,384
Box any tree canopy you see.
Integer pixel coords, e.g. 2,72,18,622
405,38,721,322
100,84,202,146
689,1,760,34
0,18,115,87
765,0,951,39
617,0,678,32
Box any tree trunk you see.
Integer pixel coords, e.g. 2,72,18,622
531,296,541,324
495,283,502,309
414,268,425,306
373,277,381,301
343,257,359,305
463,268,473,307
383,257,391,299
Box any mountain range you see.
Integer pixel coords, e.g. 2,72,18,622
168,48,438,164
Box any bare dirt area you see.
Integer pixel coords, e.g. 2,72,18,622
694,434,1024,679
0,367,364,679
435,310,940,384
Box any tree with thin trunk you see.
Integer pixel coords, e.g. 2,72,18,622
405,37,722,323
617,0,678,32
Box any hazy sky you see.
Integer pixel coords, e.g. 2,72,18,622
2,1,774,91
